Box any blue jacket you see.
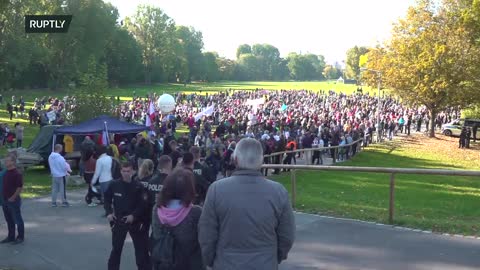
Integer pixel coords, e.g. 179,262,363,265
0,169,6,206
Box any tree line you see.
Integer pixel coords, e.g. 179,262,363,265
0,0,349,90
360,0,480,137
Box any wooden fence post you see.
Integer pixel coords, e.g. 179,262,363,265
333,148,337,164
389,173,396,224
291,169,297,209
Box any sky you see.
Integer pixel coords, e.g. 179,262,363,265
107,0,417,64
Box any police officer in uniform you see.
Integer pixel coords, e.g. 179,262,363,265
190,146,214,205
104,162,150,270
138,155,173,231
147,155,172,202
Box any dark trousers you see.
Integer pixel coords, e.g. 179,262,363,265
262,157,270,176
312,150,322,165
108,221,151,270
2,199,24,240
16,139,22,148
352,143,358,156
273,155,282,174
283,154,293,172
84,173,102,204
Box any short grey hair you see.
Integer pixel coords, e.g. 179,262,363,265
55,144,63,152
233,138,264,170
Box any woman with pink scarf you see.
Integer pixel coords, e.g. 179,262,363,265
151,168,205,270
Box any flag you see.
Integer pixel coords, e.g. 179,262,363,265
145,100,155,128
194,105,215,122
102,121,110,146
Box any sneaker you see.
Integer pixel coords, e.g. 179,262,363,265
11,238,24,245
0,237,14,244
51,202,57,207
61,202,70,207
88,203,97,207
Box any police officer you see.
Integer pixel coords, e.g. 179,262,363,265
137,155,172,231
189,147,214,205
147,155,172,203
104,162,150,270
466,128,472,148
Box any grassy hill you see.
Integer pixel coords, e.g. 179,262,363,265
273,134,480,236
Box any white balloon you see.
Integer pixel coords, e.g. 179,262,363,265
157,94,176,114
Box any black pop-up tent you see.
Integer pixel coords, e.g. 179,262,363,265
52,115,148,148
27,125,62,163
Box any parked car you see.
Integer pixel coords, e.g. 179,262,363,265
441,118,480,137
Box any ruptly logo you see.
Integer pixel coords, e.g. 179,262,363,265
25,15,73,33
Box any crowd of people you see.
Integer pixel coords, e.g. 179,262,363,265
112,89,464,169
0,88,472,270
46,137,294,270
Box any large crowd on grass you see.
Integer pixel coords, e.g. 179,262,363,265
0,88,469,270
0,89,466,160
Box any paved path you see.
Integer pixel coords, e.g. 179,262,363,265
1,191,479,270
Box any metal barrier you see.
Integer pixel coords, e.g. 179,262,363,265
263,137,369,164
260,164,480,224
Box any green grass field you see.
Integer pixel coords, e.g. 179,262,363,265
273,134,480,236
4,80,369,101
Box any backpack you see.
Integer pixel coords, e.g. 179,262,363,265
150,225,176,269
111,158,122,180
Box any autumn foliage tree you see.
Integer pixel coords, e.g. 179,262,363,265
363,0,480,137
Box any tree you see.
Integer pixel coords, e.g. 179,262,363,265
0,0,45,89
175,26,204,81
236,44,252,59
125,5,176,84
72,56,113,124
364,0,480,137
39,0,118,89
203,52,219,81
237,53,259,80
287,53,315,80
345,46,369,80
105,27,143,86
216,57,236,80
304,54,326,80
251,44,281,80
323,65,340,80
286,53,326,80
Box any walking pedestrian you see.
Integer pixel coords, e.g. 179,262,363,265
14,123,24,148
91,145,114,209
83,149,102,206
6,103,13,120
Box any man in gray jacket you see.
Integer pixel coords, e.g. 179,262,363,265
198,138,295,270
